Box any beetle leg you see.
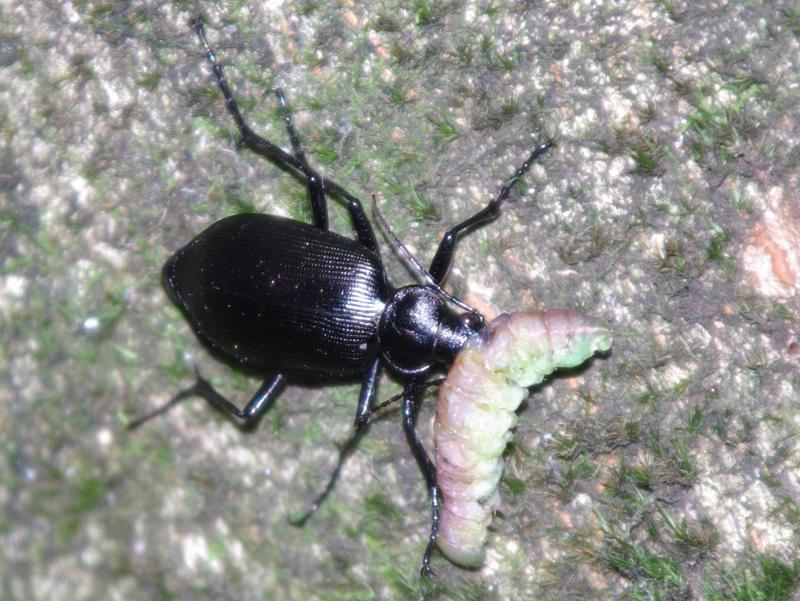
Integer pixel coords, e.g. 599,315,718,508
289,423,366,527
193,22,325,215
128,369,286,429
340,196,381,255
127,382,201,430
269,87,378,252
289,356,381,525
272,87,328,230
402,376,441,577
271,88,307,162
427,139,554,283
354,355,381,428
193,21,381,254
191,369,286,423
193,21,292,166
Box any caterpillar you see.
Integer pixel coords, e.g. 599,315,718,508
434,309,612,567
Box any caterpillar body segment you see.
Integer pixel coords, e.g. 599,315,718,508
434,309,612,567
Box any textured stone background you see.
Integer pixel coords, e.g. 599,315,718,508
2,1,799,600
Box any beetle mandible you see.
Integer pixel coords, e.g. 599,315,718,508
140,20,555,575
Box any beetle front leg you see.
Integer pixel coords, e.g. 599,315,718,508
427,140,554,283
402,376,441,577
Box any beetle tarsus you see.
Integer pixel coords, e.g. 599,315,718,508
420,560,436,579
291,379,446,527
289,357,381,524
420,484,441,576
127,381,203,430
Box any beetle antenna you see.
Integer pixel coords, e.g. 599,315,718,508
371,195,482,318
373,377,445,414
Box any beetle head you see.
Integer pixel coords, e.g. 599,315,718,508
378,286,480,375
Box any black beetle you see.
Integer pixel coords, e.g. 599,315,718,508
137,21,553,575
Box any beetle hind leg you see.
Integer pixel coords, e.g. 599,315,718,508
192,21,325,221
128,369,286,429
193,21,382,256
272,88,328,230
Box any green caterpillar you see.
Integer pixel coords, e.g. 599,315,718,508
434,309,612,567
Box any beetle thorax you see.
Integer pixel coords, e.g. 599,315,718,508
377,286,479,375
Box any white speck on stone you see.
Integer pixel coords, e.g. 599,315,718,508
645,231,666,261
82,316,102,337
505,538,519,556
565,107,598,138
63,0,81,24
571,492,592,508
602,89,633,125
99,75,133,119
132,539,146,555
0,274,28,320
93,241,127,270
607,156,632,179
70,174,93,208
3,273,28,298
466,278,496,302
96,428,112,447
660,363,694,390
182,533,211,571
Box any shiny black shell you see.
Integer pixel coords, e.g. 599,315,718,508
163,213,389,375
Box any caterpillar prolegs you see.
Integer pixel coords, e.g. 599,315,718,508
434,309,612,567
